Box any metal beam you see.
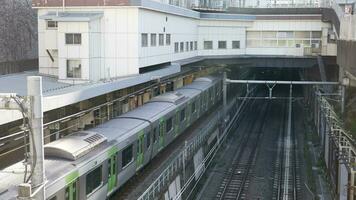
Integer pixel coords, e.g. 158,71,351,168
226,79,339,85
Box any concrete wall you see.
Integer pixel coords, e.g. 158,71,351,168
339,14,356,40
101,8,139,78
198,20,249,56
337,40,356,78
138,9,199,67
38,11,58,76
58,21,90,82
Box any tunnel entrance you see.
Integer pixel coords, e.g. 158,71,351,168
193,66,340,200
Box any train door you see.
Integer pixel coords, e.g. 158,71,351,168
137,131,144,168
107,151,118,194
175,109,180,137
159,118,165,149
187,102,191,126
65,179,78,200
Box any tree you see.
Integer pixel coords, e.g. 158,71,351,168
0,0,37,63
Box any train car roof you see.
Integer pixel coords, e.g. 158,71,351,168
119,101,175,122
182,76,218,91
90,118,149,142
39,119,148,196
0,162,25,200
149,91,188,105
175,87,201,98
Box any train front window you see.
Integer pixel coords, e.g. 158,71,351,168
122,144,133,168
166,117,173,133
86,165,102,196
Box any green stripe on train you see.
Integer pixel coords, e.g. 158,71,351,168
107,146,118,157
136,130,144,168
65,171,79,184
159,118,165,148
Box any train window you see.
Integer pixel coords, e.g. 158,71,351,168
86,165,102,196
192,102,196,113
65,187,69,200
180,109,186,122
166,117,173,133
153,128,157,143
49,196,57,200
122,144,133,168
146,131,151,148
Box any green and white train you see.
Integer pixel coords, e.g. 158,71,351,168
0,76,222,200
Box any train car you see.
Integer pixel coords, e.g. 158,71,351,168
0,76,222,200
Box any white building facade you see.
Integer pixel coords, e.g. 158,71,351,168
33,0,336,84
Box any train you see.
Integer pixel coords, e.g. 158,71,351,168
0,75,222,200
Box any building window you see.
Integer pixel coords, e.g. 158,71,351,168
180,109,185,122
159,34,164,46
204,41,213,49
66,60,81,78
151,34,157,46
65,33,81,45
180,42,184,52
166,34,171,45
86,165,102,196
46,21,58,29
122,144,133,168
194,41,198,50
141,33,148,47
218,41,227,49
190,41,193,51
166,117,173,133
232,41,240,49
174,42,179,53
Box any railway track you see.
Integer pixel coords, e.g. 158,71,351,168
272,100,301,200
215,101,270,200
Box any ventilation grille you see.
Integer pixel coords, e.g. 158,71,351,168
84,133,104,144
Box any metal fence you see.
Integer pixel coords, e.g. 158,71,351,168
312,88,356,199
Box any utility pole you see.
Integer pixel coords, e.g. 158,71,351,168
27,76,45,200
0,76,45,200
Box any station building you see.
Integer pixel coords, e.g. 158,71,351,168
33,0,337,84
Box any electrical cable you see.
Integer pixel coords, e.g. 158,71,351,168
11,96,29,182
11,96,37,184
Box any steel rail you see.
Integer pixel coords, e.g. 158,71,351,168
217,101,270,200
236,102,270,199
216,101,259,200
275,100,288,200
